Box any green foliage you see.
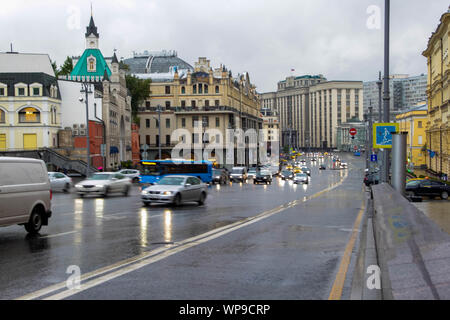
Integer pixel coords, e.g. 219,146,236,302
125,75,151,117
59,56,73,76
120,160,133,169
51,60,59,77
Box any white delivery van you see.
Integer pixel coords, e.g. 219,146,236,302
0,157,52,234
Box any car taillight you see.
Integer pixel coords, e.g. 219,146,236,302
50,190,53,200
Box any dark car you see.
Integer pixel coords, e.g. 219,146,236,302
212,168,230,185
280,170,294,180
254,170,273,185
364,172,380,186
319,165,326,170
406,180,450,200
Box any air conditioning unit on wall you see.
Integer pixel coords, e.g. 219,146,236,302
79,129,86,136
73,129,79,136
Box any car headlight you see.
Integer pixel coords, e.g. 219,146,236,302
141,190,148,195
75,184,82,188
162,191,173,196
96,185,104,188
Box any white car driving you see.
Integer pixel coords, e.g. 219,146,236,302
117,169,141,183
48,172,73,193
141,175,208,207
75,172,132,197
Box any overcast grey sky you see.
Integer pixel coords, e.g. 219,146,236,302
1,0,448,92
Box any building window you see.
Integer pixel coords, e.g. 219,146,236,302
32,88,40,96
193,84,197,94
193,133,199,143
155,119,159,128
165,101,171,108
204,85,208,94
166,135,170,146
181,118,186,128
418,135,423,145
145,101,150,108
87,55,96,72
18,88,25,96
216,117,220,127
165,86,170,94
181,100,186,107
0,109,5,123
181,86,185,94
146,135,150,145
191,100,196,108
202,116,209,127
0,86,5,96
205,100,210,107
192,116,199,127
215,100,220,107
199,84,203,94
215,134,220,143
19,107,40,123
146,119,150,128
156,135,160,147
215,86,219,94
166,118,170,128
418,121,423,128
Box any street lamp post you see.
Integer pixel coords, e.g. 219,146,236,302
153,105,162,160
382,0,391,183
80,82,92,177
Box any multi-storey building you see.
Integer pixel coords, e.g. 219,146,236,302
396,104,428,168
126,53,262,166
0,52,61,151
260,76,362,149
260,107,279,153
363,74,427,118
422,7,450,177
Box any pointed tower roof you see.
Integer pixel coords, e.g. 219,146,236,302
85,15,99,38
103,68,109,81
111,52,119,64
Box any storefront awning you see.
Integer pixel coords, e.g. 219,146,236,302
110,146,119,154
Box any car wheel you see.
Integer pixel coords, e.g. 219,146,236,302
24,207,43,234
441,191,449,200
406,191,415,198
173,193,182,206
78,193,84,198
63,183,71,193
103,186,110,198
143,202,151,207
198,192,206,206
123,185,130,196
132,177,139,183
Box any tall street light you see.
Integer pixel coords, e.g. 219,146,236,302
382,0,391,183
80,82,92,177
153,104,162,160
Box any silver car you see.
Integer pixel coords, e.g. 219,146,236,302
75,172,132,197
117,169,141,183
293,173,309,184
48,172,73,193
141,175,207,206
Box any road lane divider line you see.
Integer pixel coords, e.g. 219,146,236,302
40,231,77,239
17,170,349,300
328,197,365,300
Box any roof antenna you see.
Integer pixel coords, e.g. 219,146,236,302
10,43,13,52
91,2,93,16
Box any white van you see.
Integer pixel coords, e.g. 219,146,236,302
0,157,52,234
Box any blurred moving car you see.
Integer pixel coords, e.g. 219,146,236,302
340,162,348,169
301,167,311,176
269,165,280,177
254,170,273,185
75,172,132,197
280,170,294,180
247,168,257,180
293,167,302,174
212,168,230,185
48,172,73,193
319,165,326,170
117,169,141,183
293,173,309,184
230,167,248,183
406,180,450,200
141,175,207,206
0,157,52,234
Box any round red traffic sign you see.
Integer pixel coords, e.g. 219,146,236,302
349,128,357,136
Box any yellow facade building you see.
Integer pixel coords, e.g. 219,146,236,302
0,53,61,151
422,8,450,176
396,104,428,168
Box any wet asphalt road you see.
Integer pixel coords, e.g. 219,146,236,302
0,154,366,300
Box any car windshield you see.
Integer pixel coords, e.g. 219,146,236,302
248,169,256,173
232,169,243,174
407,180,422,187
282,171,291,175
213,169,221,175
296,173,307,177
88,174,113,180
302,167,309,170
158,177,185,185
260,170,271,175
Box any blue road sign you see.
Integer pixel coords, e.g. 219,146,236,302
371,154,378,162
373,123,399,149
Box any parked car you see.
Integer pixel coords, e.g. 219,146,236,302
141,175,207,206
406,180,450,200
254,170,273,185
340,162,348,169
48,172,73,193
301,167,311,176
319,165,326,170
117,169,141,183
75,172,132,197
280,170,294,180
212,168,229,185
247,168,257,180
364,172,380,186
0,157,52,234
230,167,247,183
293,173,309,184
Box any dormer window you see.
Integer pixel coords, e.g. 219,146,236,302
87,55,96,72
30,83,43,96
0,83,6,96
15,83,28,96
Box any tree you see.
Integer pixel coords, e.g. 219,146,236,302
59,56,73,76
125,75,151,121
51,60,59,77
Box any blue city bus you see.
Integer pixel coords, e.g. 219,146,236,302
139,160,213,185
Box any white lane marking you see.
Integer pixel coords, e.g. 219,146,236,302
39,231,77,239
17,169,350,300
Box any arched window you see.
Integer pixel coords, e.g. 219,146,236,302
215,86,219,94
87,55,96,72
193,84,197,94
19,107,40,123
198,84,203,94
181,86,185,94
0,109,5,123
204,85,208,94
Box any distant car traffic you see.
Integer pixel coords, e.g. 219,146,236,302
254,170,273,185
293,173,309,184
301,167,311,176
247,168,257,180
212,168,230,185
280,170,294,180
75,172,132,197
319,165,326,170
340,162,348,169
364,172,379,186
230,167,248,183
117,169,141,183
406,180,450,200
141,175,207,206
48,172,73,193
